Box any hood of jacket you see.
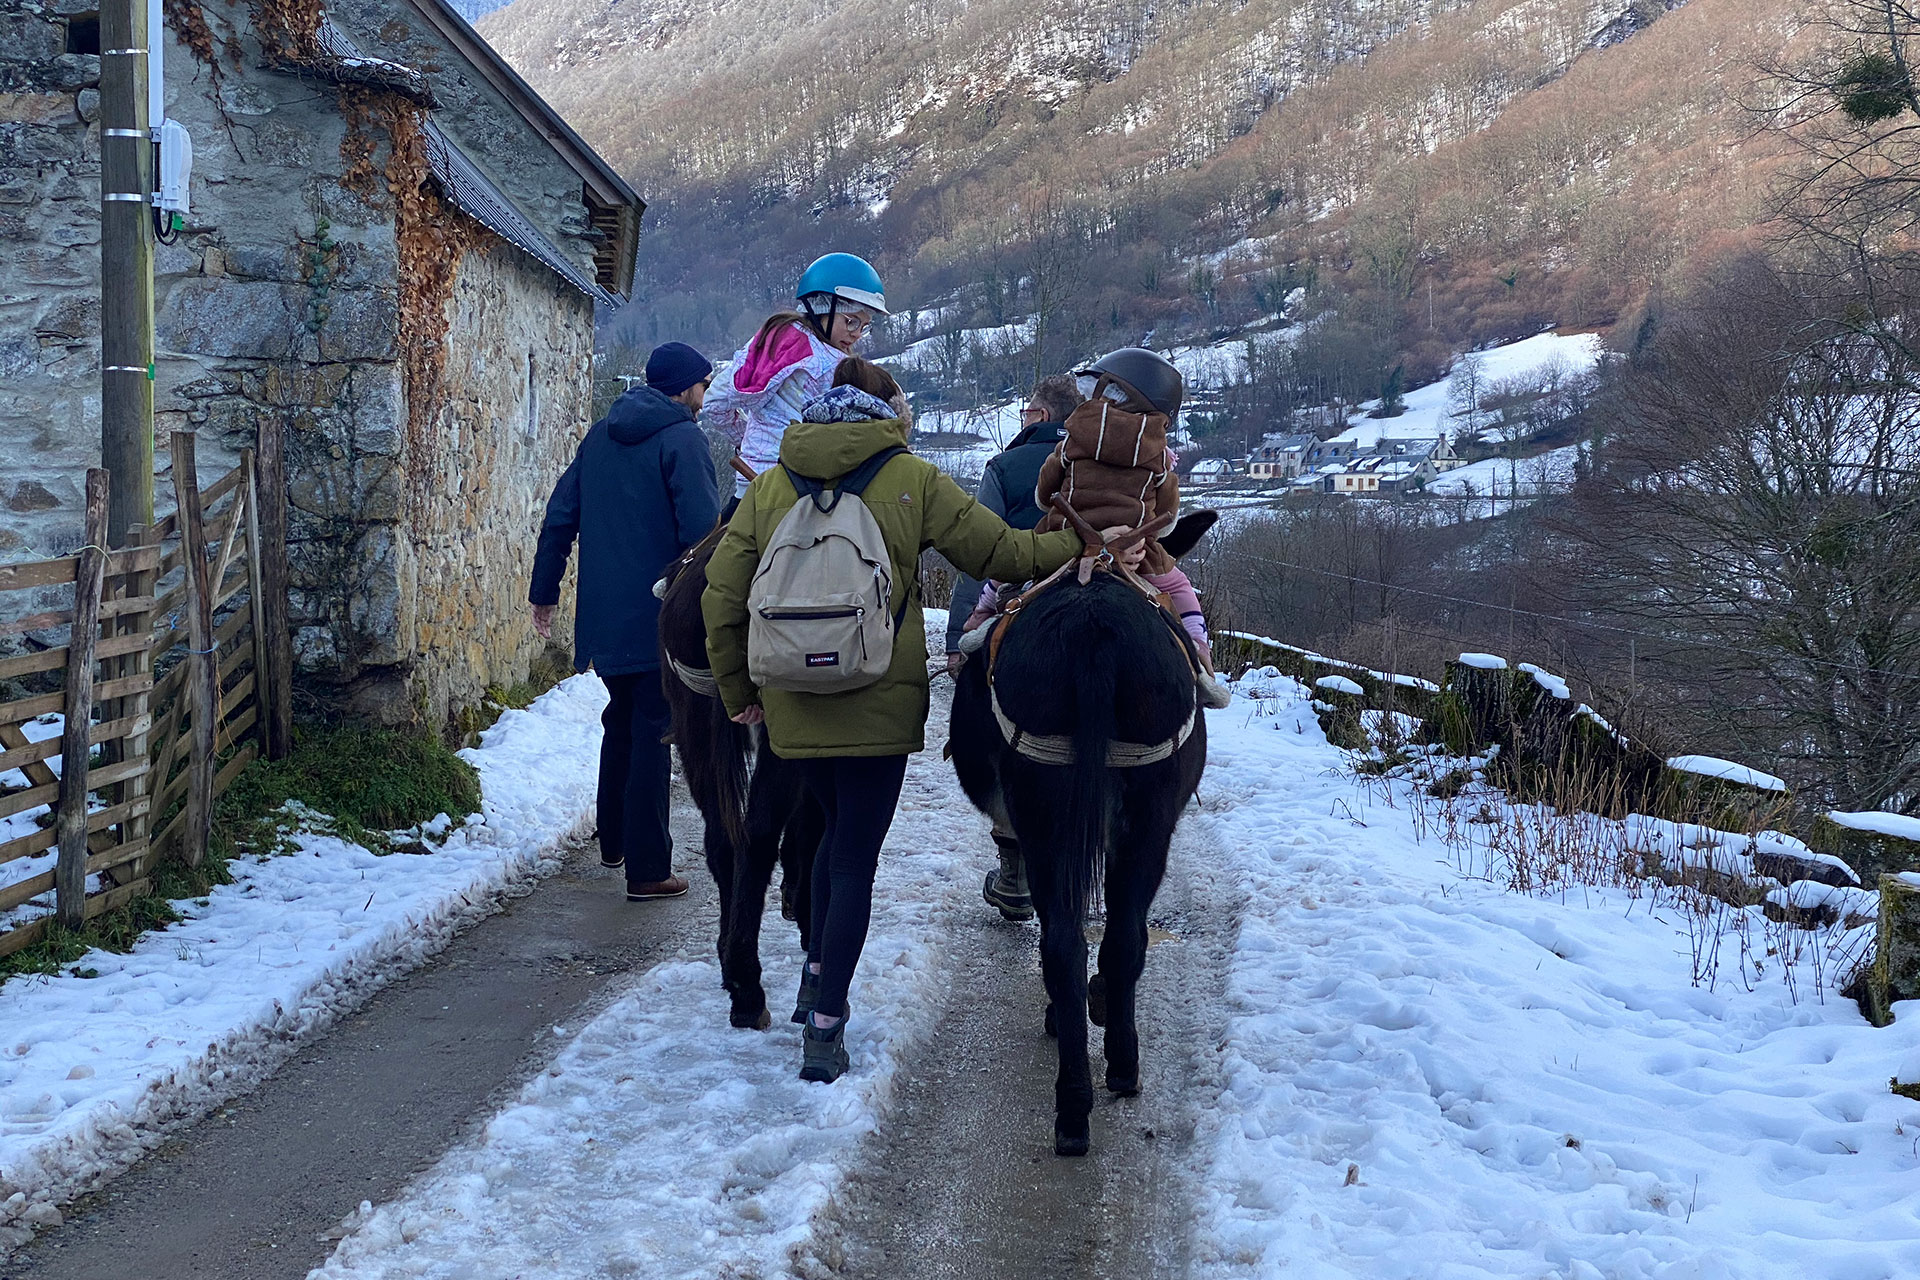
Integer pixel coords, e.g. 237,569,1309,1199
779,414,910,481
604,384,695,445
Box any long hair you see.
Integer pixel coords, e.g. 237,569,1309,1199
831,356,902,402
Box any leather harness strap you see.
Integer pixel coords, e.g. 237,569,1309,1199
982,499,1200,768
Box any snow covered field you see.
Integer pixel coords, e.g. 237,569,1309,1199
1192,669,1920,1279
1330,332,1603,450
0,676,609,1249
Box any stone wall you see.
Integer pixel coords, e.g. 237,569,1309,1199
400,239,592,726
2,0,602,729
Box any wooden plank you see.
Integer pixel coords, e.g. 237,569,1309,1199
0,557,77,593
86,837,149,879
103,545,160,575
173,435,216,872
151,577,186,621
0,780,56,821
220,704,259,750
55,470,109,928
0,795,151,867
0,915,49,960
212,564,249,612
256,418,293,761
0,869,53,914
214,606,248,653
83,875,149,921
0,608,73,637
0,712,152,774
198,462,247,511
213,741,257,797
208,484,246,605
0,721,60,789
223,670,257,710
0,647,67,682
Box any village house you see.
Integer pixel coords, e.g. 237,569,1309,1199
1,0,641,727
1247,432,1315,481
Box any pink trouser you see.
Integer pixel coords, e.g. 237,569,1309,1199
964,568,1211,660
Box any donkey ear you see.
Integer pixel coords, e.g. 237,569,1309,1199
1160,509,1219,559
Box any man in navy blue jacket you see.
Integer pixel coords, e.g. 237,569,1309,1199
530,343,721,900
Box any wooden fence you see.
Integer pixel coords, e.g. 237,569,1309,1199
0,429,292,959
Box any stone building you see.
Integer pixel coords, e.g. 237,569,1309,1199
1,0,642,727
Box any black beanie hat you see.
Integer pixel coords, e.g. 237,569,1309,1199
645,342,713,397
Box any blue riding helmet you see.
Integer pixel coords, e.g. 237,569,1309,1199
796,253,888,315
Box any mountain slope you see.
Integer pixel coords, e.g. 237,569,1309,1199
478,0,1803,383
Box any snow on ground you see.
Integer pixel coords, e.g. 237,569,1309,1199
885,318,1036,375
1423,443,1581,508
1332,332,1603,449
1828,811,1920,843
1191,670,1920,1279
311,614,997,1280
1667,754,1790,794
0,676,609,1248
1,715,78,932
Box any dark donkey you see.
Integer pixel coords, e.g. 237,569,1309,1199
657,525,823,1030
947,508,1215,1156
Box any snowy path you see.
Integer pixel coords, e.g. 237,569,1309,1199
812,824,1232,1280
308,680,1000,1280
0,677,610,1255
5,835,711,1280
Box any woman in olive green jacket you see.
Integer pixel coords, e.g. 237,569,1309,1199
703,359,1082,1083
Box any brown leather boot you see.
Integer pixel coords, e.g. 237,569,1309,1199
625,875,689,901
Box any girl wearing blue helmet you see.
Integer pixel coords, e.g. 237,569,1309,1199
705,254,890,499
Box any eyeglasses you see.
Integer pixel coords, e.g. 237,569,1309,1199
838,311,873,333
1020,405,1045,418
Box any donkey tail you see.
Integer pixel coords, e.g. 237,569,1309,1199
1062,630,1118,916
707,692,752,855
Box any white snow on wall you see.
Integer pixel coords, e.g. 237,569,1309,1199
1666,755,1789,794
1827,810,1920,843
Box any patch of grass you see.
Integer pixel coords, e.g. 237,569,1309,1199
216,722,482,857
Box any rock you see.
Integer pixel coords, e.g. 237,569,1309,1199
157,278,301,360
48,54,100,91
34,294,97,341
0,92,74,126
19,1201,62,1229
7,480,61,513
1858,873,1920,1027
1312,679,1368,751
75,87,98,122
0,16,65,64
1815,812,1920,882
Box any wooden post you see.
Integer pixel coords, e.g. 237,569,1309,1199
99,0,155,546
116,522,158,877
56,470,111,928
255,418,293,760
242,448,272,756
170,432,216,867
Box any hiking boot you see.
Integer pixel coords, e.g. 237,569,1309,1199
983,836,1035,922
791,964,821,1025
800,1014,850,1083
625,875,689,901
1198,674,1233,710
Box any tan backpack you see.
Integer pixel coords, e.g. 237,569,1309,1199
747,447,909,692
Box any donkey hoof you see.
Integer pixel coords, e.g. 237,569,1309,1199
1054,1121,1090,1158
1044,1003,1057,1038
1087,973,1108,1027
731,1005,773,1031
1106,1073,1139,1096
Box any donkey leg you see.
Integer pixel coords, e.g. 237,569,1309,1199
1026,844,1095,1157
721,761,791,1030
1097,799,1175,1095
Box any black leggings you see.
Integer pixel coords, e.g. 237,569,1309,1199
804,754,910,1020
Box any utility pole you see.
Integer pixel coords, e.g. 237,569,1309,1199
99,0,155,547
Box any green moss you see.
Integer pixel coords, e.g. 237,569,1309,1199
1893,1078,1920,1102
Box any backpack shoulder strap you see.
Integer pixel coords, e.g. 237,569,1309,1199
783,445,910,514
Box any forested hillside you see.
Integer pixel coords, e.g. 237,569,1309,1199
479,0,1802,377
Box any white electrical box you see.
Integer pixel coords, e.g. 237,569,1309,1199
156,119,192,221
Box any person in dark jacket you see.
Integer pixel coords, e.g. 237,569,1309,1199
942,373,1083,662
529,342,721,900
